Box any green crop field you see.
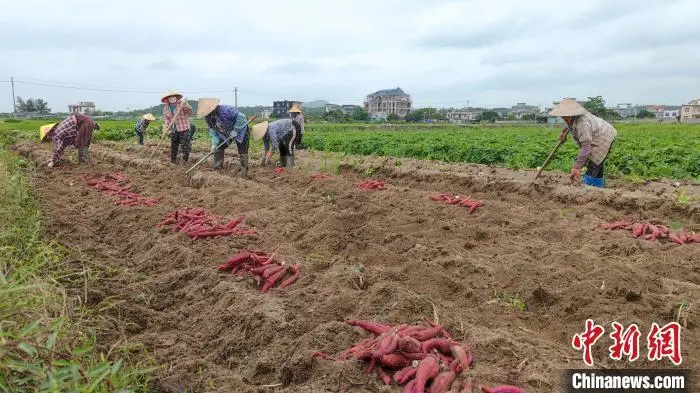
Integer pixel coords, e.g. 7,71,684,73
2,119,699,181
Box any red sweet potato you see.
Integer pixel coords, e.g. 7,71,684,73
402,351,427,361
403,379,417,393
399,335,422,353
380,353,410,369
422,338,455,354
429,371,457,393
261,266,289,293
345,320,391,336
414,356,440,392
376,367,392,385
354,350,373,361
263,265,286,278
411,326,442,341
394,366,418,385
668,232,685,245
479,385,527,393
278,264,301,289
450,345,472,374
250,264,276,276
631,223,644,237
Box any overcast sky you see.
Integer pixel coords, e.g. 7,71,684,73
2,0,699,112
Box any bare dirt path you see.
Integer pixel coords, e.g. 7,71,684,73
14,141,699,393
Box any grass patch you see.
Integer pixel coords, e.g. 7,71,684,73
0,133,155,391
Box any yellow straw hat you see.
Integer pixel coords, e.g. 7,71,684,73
142,113,156,121
251,121,269,141
549,98,586,117
196,98,220,119
161,90,183,103
288,103,302,113
39,123,56,141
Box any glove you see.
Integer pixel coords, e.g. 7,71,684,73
47,161,54,168
570,167,581,181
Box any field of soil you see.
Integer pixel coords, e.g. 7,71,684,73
13,140,699,393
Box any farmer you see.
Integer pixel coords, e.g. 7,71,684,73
550,98,617,188
288,103,305,149
43,113,100,167
134,113,156,145
196,98,250,176
161,90,193,163
252,118,301,168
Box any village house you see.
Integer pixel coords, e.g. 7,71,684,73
680,99,700,123
663,107,681,120
613,103,637,118
68,101,96,115
272,100,303,118
364,87,412,120
645,105,665,119
446,108,483,123
509,102,540,119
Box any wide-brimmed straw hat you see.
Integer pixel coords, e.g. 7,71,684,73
288,103,302,113
161,90,183,103
251,121,269,141
549,98,586,117
142,113,156,121
39,123,56,141
196,98,221,119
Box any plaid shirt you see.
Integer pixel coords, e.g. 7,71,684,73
134,118,150,135
49,115,78,163
570,112,617,165
263,119,295,153
162,99,193,132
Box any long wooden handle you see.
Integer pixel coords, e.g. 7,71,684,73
185,114,258,175
534,128,569,180
149,98,189,160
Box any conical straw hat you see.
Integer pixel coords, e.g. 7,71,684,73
40,123,56,141
142,113,156,121
161,90,183,103
196,98,220,118
288,103,302,113
252,121,269,141
549,98,586,117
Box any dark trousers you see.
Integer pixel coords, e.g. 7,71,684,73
585,140,615,178
279,129,296,157
171,130,191,162
213,129,249,169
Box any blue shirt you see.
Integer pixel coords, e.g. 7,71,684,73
205,105,247,148
263,119,295,153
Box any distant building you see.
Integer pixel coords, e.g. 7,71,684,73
509,102,540,119
447,108,483,123
324,104,342,113
342,105,362,115
364,87,412,120
663,107,680,120
613,103,637,118
646,105,665,119
272,100,303,117
680,99,700,123
68,101,96,115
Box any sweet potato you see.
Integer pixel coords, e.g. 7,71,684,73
668,232,685,245
263,265,287,278
278,264,301,289
422,338,455,354
411,326,443,341
249,264,276,276
261,266,289,293
394,366,418,385
402,351,428,361
430,371,457,393
403,379,417,393
479,385,527,393
631,223,644,237
376,367,392,385
414,356,440,392
380,353,410,369
399,335,422,353
450,345,472,374
346,320,391,336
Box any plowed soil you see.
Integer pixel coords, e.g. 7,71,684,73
13,141,699,393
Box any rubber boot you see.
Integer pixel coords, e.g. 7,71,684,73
279,155,288,167
213,149,225,170
78,147,89,164
287,155,294,168
239,154,249,177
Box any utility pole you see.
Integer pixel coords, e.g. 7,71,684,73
11,76,17,115
234,87,238,107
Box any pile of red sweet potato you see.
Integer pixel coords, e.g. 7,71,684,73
313,320,526,393
217,250,301,292
358,180,386,190
598,220,699,245
82,172,162,207
430,194,484,214
311,173,330,180
273,166,285,174
158,207,257,240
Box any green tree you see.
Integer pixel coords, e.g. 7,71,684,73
521,113,536,121
478,111,499,123
583,96,607,118
35,99,51,114
322,109,348,122
386,113,400,122
636,109,656,119
404,109,425,122
351,108,370,122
